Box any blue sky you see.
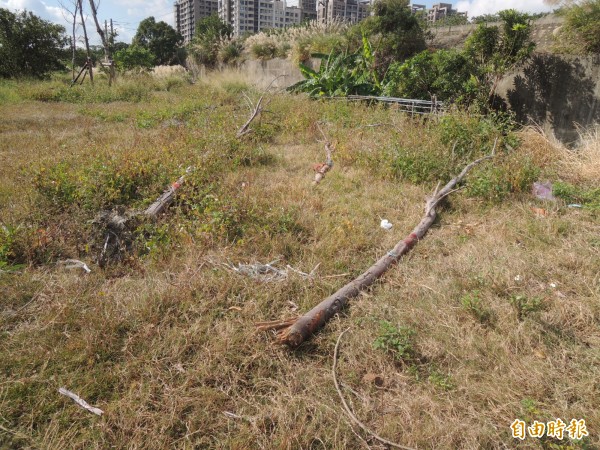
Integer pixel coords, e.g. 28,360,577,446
0,0,554,44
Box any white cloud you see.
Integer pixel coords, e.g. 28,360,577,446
455,0,554,18
1,0,66,22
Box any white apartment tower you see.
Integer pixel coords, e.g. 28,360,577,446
174,0,219,44
219,0,301,36
317,0,370,24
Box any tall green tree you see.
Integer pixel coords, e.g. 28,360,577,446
132,17,183,66
0,8,67,78
362,0,427,69
194,13,232,43
114,45,155,71
464,9,535,105
190,13,233,66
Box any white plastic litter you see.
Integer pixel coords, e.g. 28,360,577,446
380,219,393,230
57,259,91,273
58,387,104,416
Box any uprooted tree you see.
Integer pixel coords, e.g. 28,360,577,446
257,143,497,347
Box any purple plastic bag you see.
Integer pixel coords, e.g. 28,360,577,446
532,182,556,201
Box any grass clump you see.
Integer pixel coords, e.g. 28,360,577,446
460,290,495,326
553,181,600,210
373,320,416,362
1,74,599,449
509,294,545,321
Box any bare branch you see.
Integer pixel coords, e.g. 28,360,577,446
333,329,415,450
236,75,285,138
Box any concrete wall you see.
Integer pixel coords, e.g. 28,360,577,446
429,15,565,52
497,54,600,145
237,58,320,89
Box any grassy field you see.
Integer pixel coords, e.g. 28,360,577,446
1,72,599,449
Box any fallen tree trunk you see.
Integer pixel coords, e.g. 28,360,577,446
144,168,191,218
257,147,495,347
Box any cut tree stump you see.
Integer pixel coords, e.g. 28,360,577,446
257,145,496,347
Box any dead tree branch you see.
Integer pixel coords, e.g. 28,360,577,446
333,329,415,450
257,145,496,347
313,122,334,185
236,75,284,138
144,167,192,219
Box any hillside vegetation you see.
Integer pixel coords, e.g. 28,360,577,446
1,73,599,449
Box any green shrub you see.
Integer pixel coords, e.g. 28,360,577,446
460,290,495,325
560,0,600,54
0,225,25,270
553,182,600,210
384,50,472,102
218,41,244,64
373,320,415,362
510,294,544,321
34,162,79,209
390,147,451,183
251,42,278,60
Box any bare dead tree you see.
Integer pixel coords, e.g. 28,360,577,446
257,141,497,347
59,0,79,80
77,0,93,83
236,75,285,138
86,0,116,85
88,0,108,55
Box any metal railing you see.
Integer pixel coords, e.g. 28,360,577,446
342,95,447,115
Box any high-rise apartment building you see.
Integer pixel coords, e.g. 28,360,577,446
174,0,219,44
219,0,301,37
299,0,317,21
317,0,370,24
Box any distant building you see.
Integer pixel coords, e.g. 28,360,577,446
424,3,467,23
174,0,219,44
299,0,318,21
411,3,426,14
317,0,371,24
219,0,302,37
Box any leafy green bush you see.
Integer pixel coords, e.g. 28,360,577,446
0,225,25,270
510,294,544,321
384,50,473,102
559,0,600,54
218,40,244,64
390,147,451,183
114,45,155,72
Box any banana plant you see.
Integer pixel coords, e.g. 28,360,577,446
288,34,382,98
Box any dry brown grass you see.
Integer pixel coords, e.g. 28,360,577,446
558,125,600,185
1,76,599,449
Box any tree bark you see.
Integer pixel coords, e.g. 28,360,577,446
144,173,187,218
77,0,93,83
257,151,494,347
88,0,108,51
